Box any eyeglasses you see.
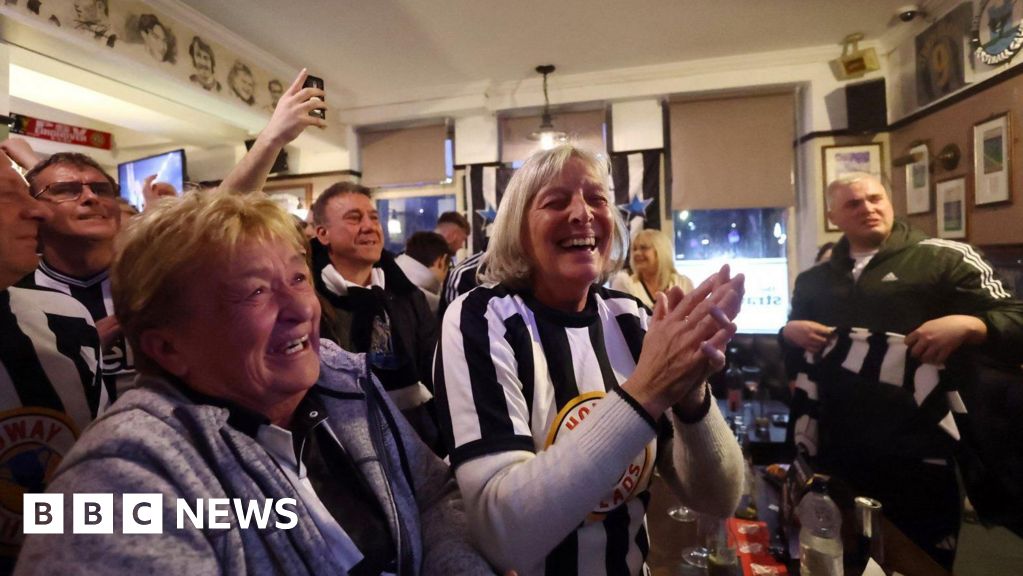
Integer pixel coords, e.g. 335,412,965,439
32,181,119,203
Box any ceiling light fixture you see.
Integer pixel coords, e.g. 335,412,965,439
529,64,567,150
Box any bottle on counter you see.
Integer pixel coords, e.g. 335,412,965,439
724,349,744,416
854,496,884,565
797,474,843,576
734,424,758,520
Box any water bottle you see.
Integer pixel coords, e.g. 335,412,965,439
797,474,843,576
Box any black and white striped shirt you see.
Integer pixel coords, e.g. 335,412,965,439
438,251,483,319
19,262,135,394
436,284,656,575
0,286,108,556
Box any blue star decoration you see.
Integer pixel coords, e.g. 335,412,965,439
475,204,498,225
618,195,653,219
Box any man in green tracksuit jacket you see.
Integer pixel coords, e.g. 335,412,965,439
782,172,1023,569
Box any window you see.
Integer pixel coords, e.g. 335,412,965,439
376,194,456,254
672,207,789,334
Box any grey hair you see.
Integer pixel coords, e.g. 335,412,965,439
825,171,888,209
479,145,627,290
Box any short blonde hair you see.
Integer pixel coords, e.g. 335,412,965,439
111,189,306,374
630,228,677,291
825,172,887,210
480,145,627,289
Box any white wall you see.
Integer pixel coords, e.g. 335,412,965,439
611,100,663,152
454,114,498,165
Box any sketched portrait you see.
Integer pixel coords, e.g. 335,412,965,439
73,0,117,47
267,79,284,110
228,60,256,106
137,13,177,64
188,36,221,92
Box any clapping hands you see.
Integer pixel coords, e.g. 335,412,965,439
625,265,745,418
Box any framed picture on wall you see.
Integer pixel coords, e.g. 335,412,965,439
905,143,930,214
264,182,314,213
936,177,967,239
822,143,884,231
972,112,1011,205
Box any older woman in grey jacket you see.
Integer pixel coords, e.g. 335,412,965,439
16,190,494,576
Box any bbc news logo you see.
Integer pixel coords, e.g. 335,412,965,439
23,494,298,534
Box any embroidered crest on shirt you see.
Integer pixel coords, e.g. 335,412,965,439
544,391,654,521
0,408,79,548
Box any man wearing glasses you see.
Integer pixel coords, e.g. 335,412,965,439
19,153,134,398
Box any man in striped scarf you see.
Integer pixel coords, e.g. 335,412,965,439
782,172,1023,569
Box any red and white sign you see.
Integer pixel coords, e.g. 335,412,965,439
9,113,112,150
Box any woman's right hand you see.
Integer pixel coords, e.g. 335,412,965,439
623,265,744,418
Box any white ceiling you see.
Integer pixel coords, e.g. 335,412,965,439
4,0,951,173
177,0,940,109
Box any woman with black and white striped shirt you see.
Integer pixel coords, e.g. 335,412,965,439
435,145,746,576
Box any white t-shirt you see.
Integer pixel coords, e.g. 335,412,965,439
850,249,879,282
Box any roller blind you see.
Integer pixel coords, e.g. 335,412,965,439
669,93,795,210
359,124,447,187
500,110,605,163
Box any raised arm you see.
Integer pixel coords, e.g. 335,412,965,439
219,69,327,194
0,138,41,172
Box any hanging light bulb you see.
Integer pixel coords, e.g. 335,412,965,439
387,209,402,236
529,64,567,150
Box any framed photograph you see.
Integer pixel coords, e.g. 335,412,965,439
264,182,314,212
972,113,1011,205
906,143,930,214
822,143,884,231
936,177,967,239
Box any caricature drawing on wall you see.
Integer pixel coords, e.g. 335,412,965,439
188,36,221,92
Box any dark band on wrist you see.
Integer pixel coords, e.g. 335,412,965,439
615,386,658,431
672,382,712,424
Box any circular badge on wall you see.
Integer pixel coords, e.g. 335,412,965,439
972,0,1023,65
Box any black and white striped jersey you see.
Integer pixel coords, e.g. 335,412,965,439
19,262,135,394
438,251,483,320
435,283,656,575
0,286,109,555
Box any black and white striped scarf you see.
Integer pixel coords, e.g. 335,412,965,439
790,327,965,457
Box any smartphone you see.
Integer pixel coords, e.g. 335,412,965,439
302,74,325,119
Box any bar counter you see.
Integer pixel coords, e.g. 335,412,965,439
646,468,953,576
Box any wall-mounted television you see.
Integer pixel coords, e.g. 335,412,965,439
117,149,187,210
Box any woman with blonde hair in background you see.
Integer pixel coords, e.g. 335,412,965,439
611,228,694,306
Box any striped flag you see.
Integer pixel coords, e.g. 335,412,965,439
611,150,661,235
464,164,513,254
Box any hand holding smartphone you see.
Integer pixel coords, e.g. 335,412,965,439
302,74,325,119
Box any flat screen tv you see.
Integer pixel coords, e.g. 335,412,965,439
117,149,187,210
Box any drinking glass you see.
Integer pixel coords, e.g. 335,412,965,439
667,504,696,523
682,513,725,568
